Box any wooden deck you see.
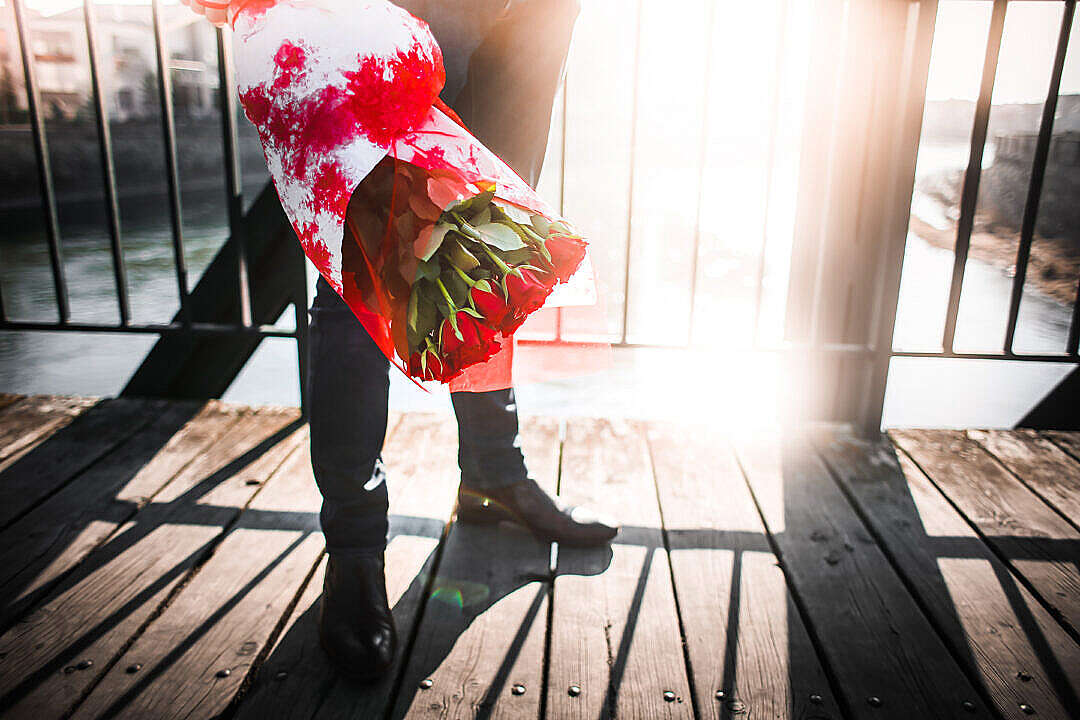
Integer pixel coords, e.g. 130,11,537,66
0,394,1077,719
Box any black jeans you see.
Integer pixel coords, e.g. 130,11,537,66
307,0,579,555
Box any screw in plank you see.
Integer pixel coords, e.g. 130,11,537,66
962,700,976,713
715,689,726,700
511,683,526,696
867,696,882,708
809,694,823,705
216,668,231,678
663,691,676,702
1017,670,1032,682
125,664,142,674
1019,704,1035,715
63,666,77,675
419,678,433,690
567,685,581,697
727,699,747,713
275,671,288,681
76,659,93,670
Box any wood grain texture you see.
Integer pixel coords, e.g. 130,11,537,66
1043,432,1080,465
273,413,461,720
647,422,840,720
389,417,559,719
0,394,23,413
815,430,1080,720
0,397,161,529
969,429,1080,527
892,429,1080,638
0,395,96,468
547,418,692,720
734,434,987,719
0,407,302,718
0,401,235,628
70,434,323,720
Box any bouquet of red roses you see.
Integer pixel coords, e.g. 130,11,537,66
215,0,598,388
344,156,587,382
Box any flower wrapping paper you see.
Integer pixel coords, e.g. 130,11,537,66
227,0,600,390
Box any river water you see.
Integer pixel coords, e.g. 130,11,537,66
0,179,1073,428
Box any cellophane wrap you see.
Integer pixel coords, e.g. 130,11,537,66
231,0,606,391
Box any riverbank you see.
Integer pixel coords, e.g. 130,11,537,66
908,214,1079,306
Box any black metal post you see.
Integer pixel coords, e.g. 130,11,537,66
151,0,192,327
12,0,69,322
619,0,644,345
217,26,254,328
1003,0,1073,354
941,0,1006,353
83,0,131,325
860,0,939,435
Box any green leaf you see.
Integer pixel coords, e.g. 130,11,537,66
415,222,452,262
496,201,532,224
415,255,442,283
530,214,551,236
443,270,469,307
470,207,491,226
446,187,496,217
475,222,526,251
444,237,480,271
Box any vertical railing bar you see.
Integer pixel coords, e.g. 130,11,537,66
152,0,192,327
619,0,644,345
684,0,718,346
555,69,568,342
83,0,131,325
1003,0,1072,355
751,0,789,349
941,0,1006,353
860,0,939,434
807,1,852,347
1068,276,1080,356
216,25,252,327
12,0,69,322
294,249,310,419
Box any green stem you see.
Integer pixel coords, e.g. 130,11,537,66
452,265,476,287
434,277,457,310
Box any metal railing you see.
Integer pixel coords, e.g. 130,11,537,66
2,0,1076,432
864,0,1078,432
1,0,308,411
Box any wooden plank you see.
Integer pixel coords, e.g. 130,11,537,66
0,402,239,628
0,407,303,718
734,434,988,719
647,422,840,720
0,397,161,529
547,418,692,720
238,413,460,720
228,556,330,720
1043,431,1080,466
389,417,559,718
892,430,1080,638
70,435,324,719
816,431,1080,720
0,394,23,413
968,429,1080,528
0,395,95,466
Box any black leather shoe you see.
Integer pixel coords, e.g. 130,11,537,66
456,478,619,547
318,552,397,682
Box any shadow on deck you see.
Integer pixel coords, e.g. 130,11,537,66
0,394,1077,719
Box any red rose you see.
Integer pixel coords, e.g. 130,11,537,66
545,232,587,283
470,284,511,328
501,268,556,333
439,311,500,374
407,349,448,382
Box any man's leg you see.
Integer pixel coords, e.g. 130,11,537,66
308,275,397,681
